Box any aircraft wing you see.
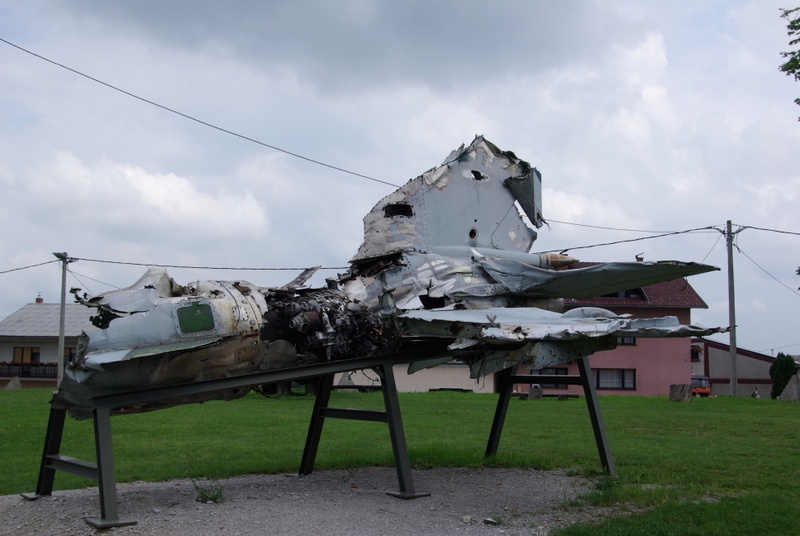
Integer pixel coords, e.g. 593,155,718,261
397,306,725,376
473,255,719,298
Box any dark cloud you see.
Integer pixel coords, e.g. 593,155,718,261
58,1,644,91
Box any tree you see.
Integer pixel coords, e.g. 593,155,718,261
779,7,800,119
770,352,797,398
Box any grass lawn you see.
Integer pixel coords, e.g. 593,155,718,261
2,389,799,534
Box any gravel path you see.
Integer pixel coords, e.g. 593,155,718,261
1,467,618,535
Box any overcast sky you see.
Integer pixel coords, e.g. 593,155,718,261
1,1,799,356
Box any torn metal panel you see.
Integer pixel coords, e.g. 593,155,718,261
350,136,542,263
397,306,718,344
396,306,723,378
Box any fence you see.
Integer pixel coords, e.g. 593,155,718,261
0,363,58,378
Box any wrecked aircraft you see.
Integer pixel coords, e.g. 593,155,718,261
55,136,721,419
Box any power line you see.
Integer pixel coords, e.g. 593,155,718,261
536,221,800,257
0,37,400,189
73,256,349,271
767,341,800,354
536,225,718,255
741,225,800,237
546,219,696,234
736,245,800,298
67,269,120,293
0,260,60,275
700,231,724,264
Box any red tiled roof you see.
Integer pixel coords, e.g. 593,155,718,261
562,262,708,309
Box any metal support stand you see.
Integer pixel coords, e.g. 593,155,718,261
484,356,616,476
24,351,449,525
577,356,616,476
22,404,136,528
299,364,428,498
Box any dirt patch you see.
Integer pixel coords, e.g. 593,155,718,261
0,467,622,535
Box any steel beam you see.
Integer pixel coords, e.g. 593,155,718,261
577,356,616,476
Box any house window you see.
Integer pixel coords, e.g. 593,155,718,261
532,367,569,389
601,288,644,299
596,368,636,390
616,337,636,346
13,347,41,364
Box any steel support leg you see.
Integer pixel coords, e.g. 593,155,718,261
484,367,514,458
577,356,616,476
85,407,136,528
299,374,335,475
376,365,428,498
21,404,67,500
298,367,428,498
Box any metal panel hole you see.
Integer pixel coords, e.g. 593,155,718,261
384,204,414,217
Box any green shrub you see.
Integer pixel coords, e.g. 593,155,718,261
769,352,796,398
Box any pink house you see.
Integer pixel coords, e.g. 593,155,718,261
515,265,709,396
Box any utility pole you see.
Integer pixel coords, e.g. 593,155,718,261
725,221,738,396
53,252,75,387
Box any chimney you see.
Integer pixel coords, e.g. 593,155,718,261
35,293,43,304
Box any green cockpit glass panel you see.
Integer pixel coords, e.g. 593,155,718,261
176,302,215,333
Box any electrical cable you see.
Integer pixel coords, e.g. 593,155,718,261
546,219,718,234
73,256,349,271
535,225,718,255
740,225,800,237
0,259,60,275
736,245,800,298
700,231,724,264
768,341,800,353
67,269,121,292
0,37,400,188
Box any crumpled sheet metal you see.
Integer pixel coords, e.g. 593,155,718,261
399,306,724,378
398,306,723,345
344,250,719,312
78,267,183,314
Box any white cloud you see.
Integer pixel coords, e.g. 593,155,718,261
23,151,268,240
1,0,800,355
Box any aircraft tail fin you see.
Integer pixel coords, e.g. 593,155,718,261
350,136,544,263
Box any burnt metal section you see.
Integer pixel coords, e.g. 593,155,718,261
57,275,396,420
